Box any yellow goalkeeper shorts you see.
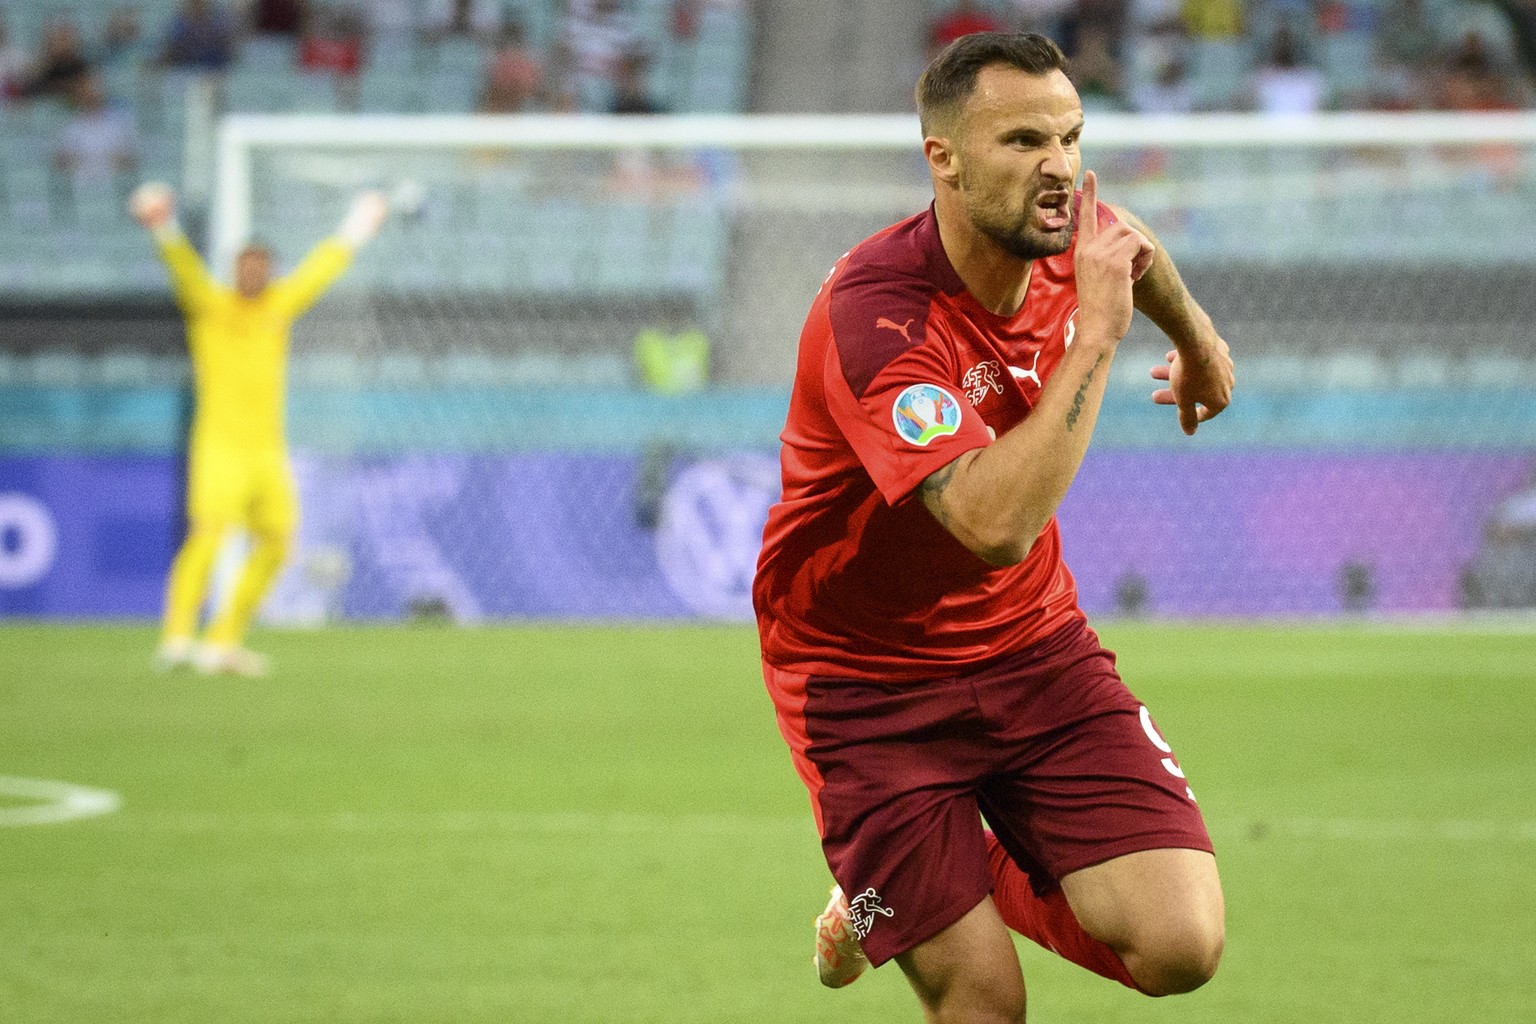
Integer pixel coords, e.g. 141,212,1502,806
186,445,298,535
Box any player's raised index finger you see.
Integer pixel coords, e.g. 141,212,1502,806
1078,170,1098,239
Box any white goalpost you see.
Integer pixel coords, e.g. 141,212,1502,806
202,111,1536,623
212,109,1536,272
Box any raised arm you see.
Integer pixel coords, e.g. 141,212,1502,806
269,191,388,318
919,170,1152,566
1112,203,1235,436
129,182,216,313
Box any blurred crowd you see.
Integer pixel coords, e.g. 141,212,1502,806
1,0,1532,195
0,0,715,111
929,0,1536,112
0,0,743,193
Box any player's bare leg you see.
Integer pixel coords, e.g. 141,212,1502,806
157,521,227,668
983,832,1141,989
200,526,291,676
894,897,1027,1024
1058,848,1224,995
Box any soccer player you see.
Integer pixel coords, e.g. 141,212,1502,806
130,182,388,676
752,33,1235,1021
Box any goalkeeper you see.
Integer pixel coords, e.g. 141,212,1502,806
130,183,388,675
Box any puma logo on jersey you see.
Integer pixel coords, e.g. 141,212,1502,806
875,317,915,343
1009,350,1043,389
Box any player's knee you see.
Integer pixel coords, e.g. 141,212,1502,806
1130,916,1225,996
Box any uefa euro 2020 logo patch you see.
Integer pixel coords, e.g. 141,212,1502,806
892,383,961,446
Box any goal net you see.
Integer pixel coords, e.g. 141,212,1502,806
209,112,1536,623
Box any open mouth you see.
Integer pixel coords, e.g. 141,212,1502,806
1034,190,1072,231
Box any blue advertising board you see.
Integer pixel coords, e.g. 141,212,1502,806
0,456,181,617
3,450,1529,620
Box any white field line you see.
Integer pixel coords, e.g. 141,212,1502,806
0,776,122,827
78,809,1536,843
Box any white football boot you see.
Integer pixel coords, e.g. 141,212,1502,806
152,637,196,672
193,643,270,678
814,885,870,989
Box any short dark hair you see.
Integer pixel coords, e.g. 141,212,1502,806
916,32,1067,137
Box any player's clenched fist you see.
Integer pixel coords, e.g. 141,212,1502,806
128,181,175,230
1071,169,1153,346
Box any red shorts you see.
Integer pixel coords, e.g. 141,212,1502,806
763,619,1213,967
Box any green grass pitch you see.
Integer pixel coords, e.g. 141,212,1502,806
2,622,1533,1022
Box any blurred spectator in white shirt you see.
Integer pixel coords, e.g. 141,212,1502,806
53,72,138,179
1252,24,1328,112
564,0,640,110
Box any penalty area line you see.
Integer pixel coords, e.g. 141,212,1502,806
0,775,123,827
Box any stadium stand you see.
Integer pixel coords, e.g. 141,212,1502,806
1,0,1531,304
925,0,1535,111
0,0,755,300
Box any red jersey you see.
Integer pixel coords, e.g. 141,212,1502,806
753,204,1103,681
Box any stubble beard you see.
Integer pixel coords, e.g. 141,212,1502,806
975,202,1076,261
962,172,1077,261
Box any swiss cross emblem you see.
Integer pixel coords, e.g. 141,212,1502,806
847,888,895,939
961,360,1004,406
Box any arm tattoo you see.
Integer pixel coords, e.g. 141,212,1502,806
1065,354,1106,432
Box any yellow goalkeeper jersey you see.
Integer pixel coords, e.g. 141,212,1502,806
156,230,353,454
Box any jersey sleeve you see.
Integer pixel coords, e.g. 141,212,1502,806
154,229,217,314
269,237,354,319
824,331,992,507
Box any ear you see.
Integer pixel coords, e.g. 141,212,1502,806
924,135,960,188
